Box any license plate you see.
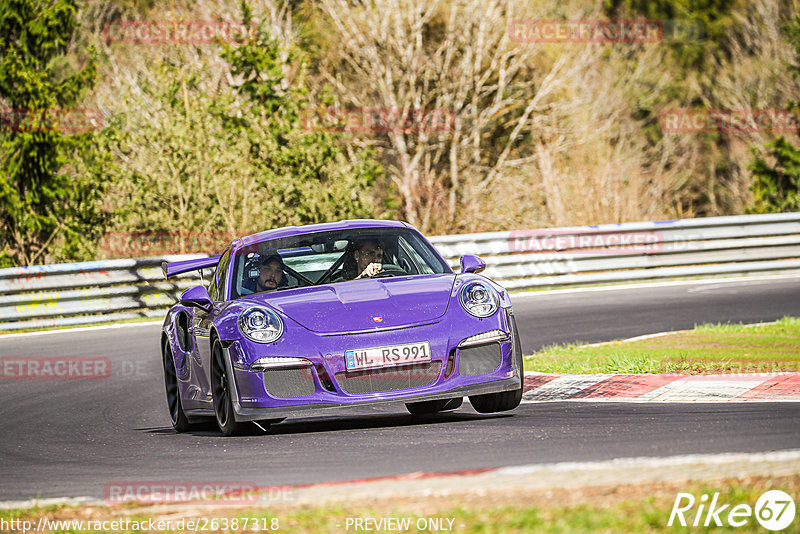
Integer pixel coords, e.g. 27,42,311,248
345,342,431,371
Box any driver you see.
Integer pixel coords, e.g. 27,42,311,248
348,239,384,279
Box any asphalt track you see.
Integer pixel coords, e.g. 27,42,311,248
1,276,799,502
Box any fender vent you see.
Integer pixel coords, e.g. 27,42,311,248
176,311,192,352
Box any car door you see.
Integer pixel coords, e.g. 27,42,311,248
192,248,231,405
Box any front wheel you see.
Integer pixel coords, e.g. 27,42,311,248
406,397,463,415
468,387,522,413
211,339,246,436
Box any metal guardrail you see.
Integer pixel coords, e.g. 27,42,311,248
1,213,799,331
0,256,208,331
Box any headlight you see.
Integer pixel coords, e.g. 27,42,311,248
239,307,283,343
459,280,499,318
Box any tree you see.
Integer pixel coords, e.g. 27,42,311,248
218,3,382,228
95,1,382,256
313,0,582,233
308,0,697,233
0,0,104,266
748,137,800,213
603,0,742,68
747,14,800,214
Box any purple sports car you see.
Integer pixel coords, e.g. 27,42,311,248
161,220,522,435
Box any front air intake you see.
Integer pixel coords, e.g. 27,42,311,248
263,368,316,397
458,343,502,376
335,362,442,394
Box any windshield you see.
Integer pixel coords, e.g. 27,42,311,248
229,227,451,299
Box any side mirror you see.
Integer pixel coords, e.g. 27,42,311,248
179,285,214,312
460,254,486,274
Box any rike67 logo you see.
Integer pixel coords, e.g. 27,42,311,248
669,490,796,531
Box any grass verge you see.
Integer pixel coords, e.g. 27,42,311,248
524,316,800,374
1,476,798,533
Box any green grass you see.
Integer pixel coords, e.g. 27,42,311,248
525,316,800,374
2,477,798,533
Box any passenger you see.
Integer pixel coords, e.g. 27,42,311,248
239,254,287,296
254,254,286,292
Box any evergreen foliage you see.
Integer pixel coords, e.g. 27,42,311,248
747,14,800,214
0,0,105,266
603,0,741,67
748,137,800,213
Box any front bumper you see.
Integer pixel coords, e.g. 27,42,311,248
232,376,521,421
222,308,521,422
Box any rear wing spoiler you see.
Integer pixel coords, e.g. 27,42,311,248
161,256,221,279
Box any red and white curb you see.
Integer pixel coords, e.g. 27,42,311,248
522,371,800,402
6,450,798,510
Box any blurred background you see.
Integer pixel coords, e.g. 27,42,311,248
1,0,799,266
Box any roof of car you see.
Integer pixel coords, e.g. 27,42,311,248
237,219,413,247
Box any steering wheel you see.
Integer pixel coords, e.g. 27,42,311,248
367,264,407,279
398,257,413,273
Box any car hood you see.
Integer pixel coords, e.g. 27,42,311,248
243,274,456,334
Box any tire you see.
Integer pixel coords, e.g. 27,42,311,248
211,338,246,436
405,397,463,415
162,343,193,432
468,317,524,413
468,386,522,413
